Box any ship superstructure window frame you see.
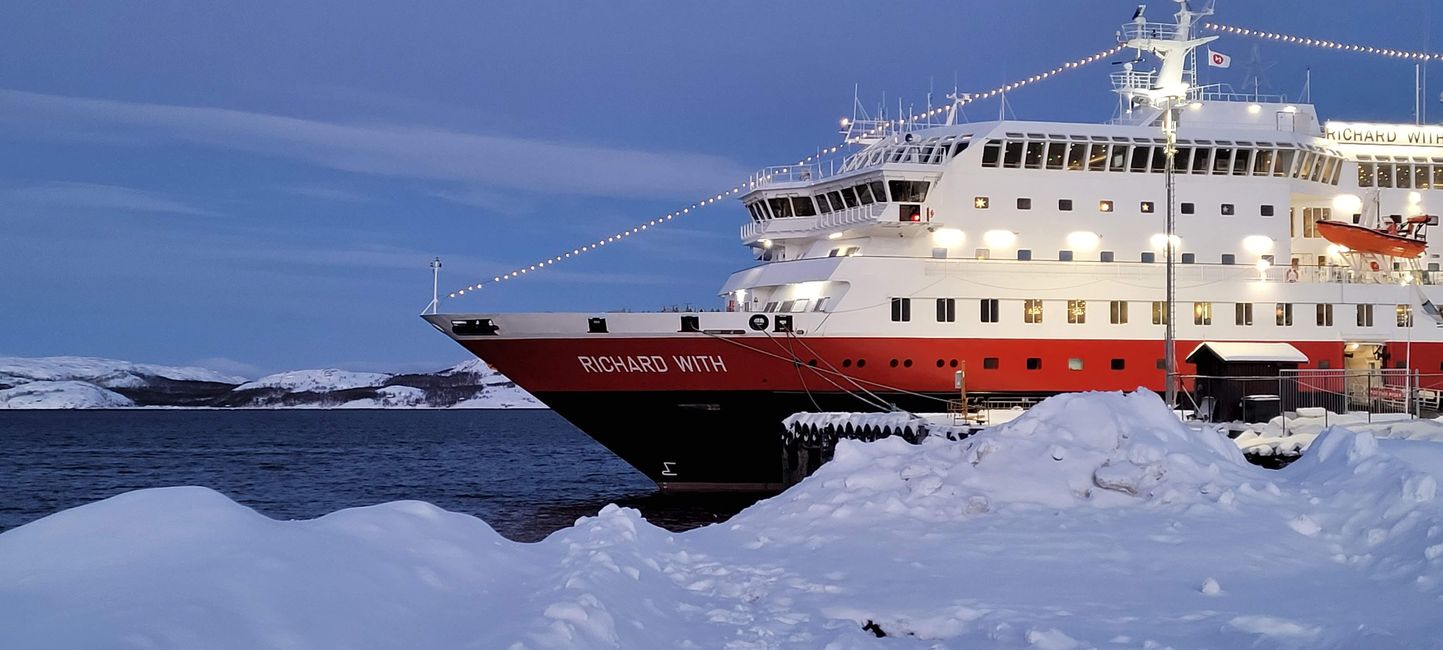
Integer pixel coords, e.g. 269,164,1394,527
935,298,956,323
1316,303,1333,327
1357,303,1374,327
890,297,911,322
1193,301,1213,325
1151,301,1168,325
1236,302,1253,326
980,298,1000,323
1067,299,1086,324
1110,300,1128,324
1023,299,1043,324
1276,302,1294,327
963,135,1339,185
1398,304,1414,327
888,180,931,204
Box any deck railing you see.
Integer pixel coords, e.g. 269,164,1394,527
740,203,888,240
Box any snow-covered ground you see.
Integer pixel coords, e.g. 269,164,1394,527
1235,410,1443,458
235,368,392,392
0,356,246,388
3,390,1441,648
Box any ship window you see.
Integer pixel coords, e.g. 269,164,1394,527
974,196,990,209
952,139,971,157
1059,199,1073,211
746,203,761,222
1024,141,1045,169
1398,304,1414,327
1148,146,1165,173
1236,302,1253,326
1276,302,1294,326
1140,201,1155,213
1396,164,1412,188
779,300,795,313
1174,146,1191,172
1261,204,1275,217
980,298,1000,323
813,297,830,312
1068,358,1083,371
1111,358,1126,370
791,196,817,217
1274,149,1296,177
1066,142,1086,170
1193,301,1213,325
1067,299,1086,324
1232,148,1252,175
819,193,837,213
1377,163,1394,188
1434,165,1443,188
869,180,887,203
890,297,911,322
1099,200,1114,213
844,246,861,256
888,180,930,203
763,301,778,312
1129,146,1151,173
790,299,810,313
768,197,793,218
1108,145,1128,171
1187,147,1207,174
981,140,1002,167
1221,203,1235,216
1024,299,1043,324
1254,149,1275,175
936,298,956,322
1151,301,1168,325
826,190,846,210
1357,303,1374,327
1017,197,1032,210
1110,300,1128,324
1358,162,1376,187
1088,143,1108,171
1301,207,1329,238
1212,148,1233,174
1046,142,1066,170
1003,141,1024,168
1310,156,1327,183
1026,357,1042,371
854,184,874,205
1181,202,1195,214
1297,153,1315,180
1316,303,1333,327
983,357,999,369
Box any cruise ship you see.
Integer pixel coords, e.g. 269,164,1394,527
426,2,1443,491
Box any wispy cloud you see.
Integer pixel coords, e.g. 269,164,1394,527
0,89,751,200
280,185,371,203
5,181,216,216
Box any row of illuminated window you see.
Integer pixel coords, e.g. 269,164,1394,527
890,297,1416,327
978,138,1342,185
758,297,832,313
744,179,933,222
839,134,973,173
973,196,1275,217
832,355,1134,372
1357,162,1443,189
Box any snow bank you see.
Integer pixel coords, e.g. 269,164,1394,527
0,380,134,409
4,390,1442,648
0,355,245,388
235,369,392,392
336,385,428,408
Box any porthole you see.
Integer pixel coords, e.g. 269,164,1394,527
936,359,945,368
903,359,913,368
857,359,867,368
889,359,899,368
842,359,852,368
949,359,959,368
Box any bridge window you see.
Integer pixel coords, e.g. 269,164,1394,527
792,196,817,217
1417,165,1430,189
981,140,1002,167
1088,143,1108,171
839,186,860,208
1191,147,1212,174
1434,166,1443,188
1108,145,1128,171
1359,162,1376,187
853,184,875,205
1212,148,1233,174
888,180,931,203
952,138,971,157
1003,141,1024,168
1046,142,1066,170
1066,142,1086,170
1130,146,1151,173
767,197,793,218
827,191,846,211
1024,141,1045,169
1232,149,1252,175
1174,146,1192,172
1396,164,1412,188
1254,149,1275,175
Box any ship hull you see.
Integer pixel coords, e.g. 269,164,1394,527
435,327,1398,492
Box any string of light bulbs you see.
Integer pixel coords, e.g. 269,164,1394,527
1203,22,1443,61
446,43,1126,300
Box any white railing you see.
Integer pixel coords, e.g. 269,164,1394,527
1110,69,1158,93
739,203,887,240
1120,21,1181,43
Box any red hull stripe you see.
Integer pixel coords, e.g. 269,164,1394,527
460,336,1434,394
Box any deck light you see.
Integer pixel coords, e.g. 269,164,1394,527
932,228,965,247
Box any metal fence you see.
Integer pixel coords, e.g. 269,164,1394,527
1178,369,1441,428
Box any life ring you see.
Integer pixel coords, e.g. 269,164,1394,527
748,314,769,331
1285,267,1299,282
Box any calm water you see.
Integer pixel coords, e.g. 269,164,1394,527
0,410,760,542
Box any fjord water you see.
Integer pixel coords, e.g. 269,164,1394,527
0,410,757,541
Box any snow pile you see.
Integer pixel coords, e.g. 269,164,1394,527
0,381,134,409
1235,410,1443,457
0,356,245,388
4,390,1442,648
235,369,391,393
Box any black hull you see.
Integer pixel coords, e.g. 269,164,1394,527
534,390,957,492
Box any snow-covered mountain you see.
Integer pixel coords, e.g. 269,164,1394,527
0,357,542,410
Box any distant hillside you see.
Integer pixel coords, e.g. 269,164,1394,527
0,357,543,410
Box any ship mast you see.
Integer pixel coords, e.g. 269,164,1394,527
1118,1,1217,408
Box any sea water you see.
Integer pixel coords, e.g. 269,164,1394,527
0,410,758,541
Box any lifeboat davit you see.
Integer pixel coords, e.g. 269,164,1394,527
1315,219,1429,258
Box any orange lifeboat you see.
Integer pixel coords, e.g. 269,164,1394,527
1315,218,1431,258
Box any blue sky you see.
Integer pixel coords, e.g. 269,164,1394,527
1,1,1439,377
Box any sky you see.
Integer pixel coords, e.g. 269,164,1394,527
1,1,1440,377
